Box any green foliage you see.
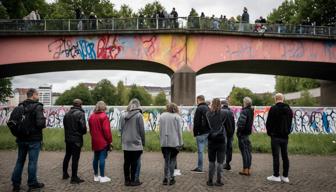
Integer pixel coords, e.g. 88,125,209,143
128,84,153,106
1,127,335,155
188,8,198,17
118,4,133,18
229,87,255,106
267,0,336,25
55,83,93,105
138,1,165,18
154,91,168,106
2,0,48,19
288,90,319,106
0,2,9,19
0,78,12,103
275,76,320,93
91,79,117,105
116,81,129,106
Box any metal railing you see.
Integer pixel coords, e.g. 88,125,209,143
0,17,335,37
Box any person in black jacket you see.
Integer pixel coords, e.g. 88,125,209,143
206,98,230,186
221,100,235,170
191,95,210,173
266,93,293,183
62,99,87,184
237,97,254,176
11,88,46,192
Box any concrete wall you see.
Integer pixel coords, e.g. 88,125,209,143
0,106,335,134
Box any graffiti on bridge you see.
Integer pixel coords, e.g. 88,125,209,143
0,106,335,134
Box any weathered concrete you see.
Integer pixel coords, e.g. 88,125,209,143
320,80,336,106
171,65,196,106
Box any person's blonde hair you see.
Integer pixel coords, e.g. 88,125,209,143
275,93,284,102
94,101,107,112
243,97,252,107
210,98,221,112
166,102,179,113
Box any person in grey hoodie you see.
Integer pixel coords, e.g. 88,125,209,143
159,103,183,186
120,99,145,186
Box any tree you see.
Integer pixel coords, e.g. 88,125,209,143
228,87,255,106
154,91,167,106
2,0,48,19
0,78,12,103
267,0,297,24
138,1,165,18
275,76,320,93
118,4,133,18
116,81,129,105
91,79,117,105
128,85,152,106
293,90,318,106
0,2,9,19
188,8,198,17
55,83,93,105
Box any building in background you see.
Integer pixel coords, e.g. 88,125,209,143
38,84,52,106
143,86,171,102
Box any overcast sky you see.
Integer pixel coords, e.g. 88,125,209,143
13,0,283,99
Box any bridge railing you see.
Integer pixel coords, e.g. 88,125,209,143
0,17,335,37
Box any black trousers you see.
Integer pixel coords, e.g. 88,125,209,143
124,150,142,182
208,141,226,182
161,147,179,179
225,136,233,165
238,135,252,169
63,142,81,178
271,137,289,177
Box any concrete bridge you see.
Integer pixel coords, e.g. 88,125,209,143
1,21,336,106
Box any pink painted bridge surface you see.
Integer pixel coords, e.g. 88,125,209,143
0,34,335,78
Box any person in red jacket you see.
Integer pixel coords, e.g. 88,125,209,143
89,101,112,183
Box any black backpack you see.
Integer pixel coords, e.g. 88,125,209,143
7,104,37,137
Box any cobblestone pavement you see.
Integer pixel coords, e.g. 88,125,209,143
0,151,335,192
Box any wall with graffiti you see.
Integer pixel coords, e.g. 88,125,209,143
0,106,335,134
1,35,335,75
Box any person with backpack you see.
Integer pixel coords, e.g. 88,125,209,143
206,98,230,186
159,103,183,185
266,93,293,183
88,101,113,183
237,97,254,176
62,99,87,184
120,98,145,186
9,88,46,192
191,95,210,173
221,100,235,170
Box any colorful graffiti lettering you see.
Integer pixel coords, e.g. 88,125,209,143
0,106,335,134
97,36,123,59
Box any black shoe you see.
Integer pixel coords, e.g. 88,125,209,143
28,183,45,190
162,178,168,185
70,177,84,184
124,180,131,186
62,173,70,180
12,186,20,192
223,164,231,170
169,178,176,185
206,180,214,186
131,180,143,186
191,168,204,173
215,181,224,186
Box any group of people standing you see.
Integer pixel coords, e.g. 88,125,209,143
9,88,293,191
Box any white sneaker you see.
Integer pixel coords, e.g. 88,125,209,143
99,176,111,183
94,175,100,182
174,169,181,176
267,175,281,182
281,176,290,183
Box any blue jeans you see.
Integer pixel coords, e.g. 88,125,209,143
135,156,141,181
11,141,41,187
93,147,108,177
196,133,208,170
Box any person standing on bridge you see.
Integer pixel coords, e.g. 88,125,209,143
170,8,178,28
266,93,293,183
191,95,210,173
121,99,145,186
62,99,87,184
237,97,254,176
89,101,113,183
159,103,183,185
10,88,46,192
221,100,235,171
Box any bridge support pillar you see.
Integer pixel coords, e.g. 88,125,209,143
320,80,336,106
171,65,196,106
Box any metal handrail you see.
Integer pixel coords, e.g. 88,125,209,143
0,17,335,37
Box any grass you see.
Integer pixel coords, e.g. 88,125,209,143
0,126,335,155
